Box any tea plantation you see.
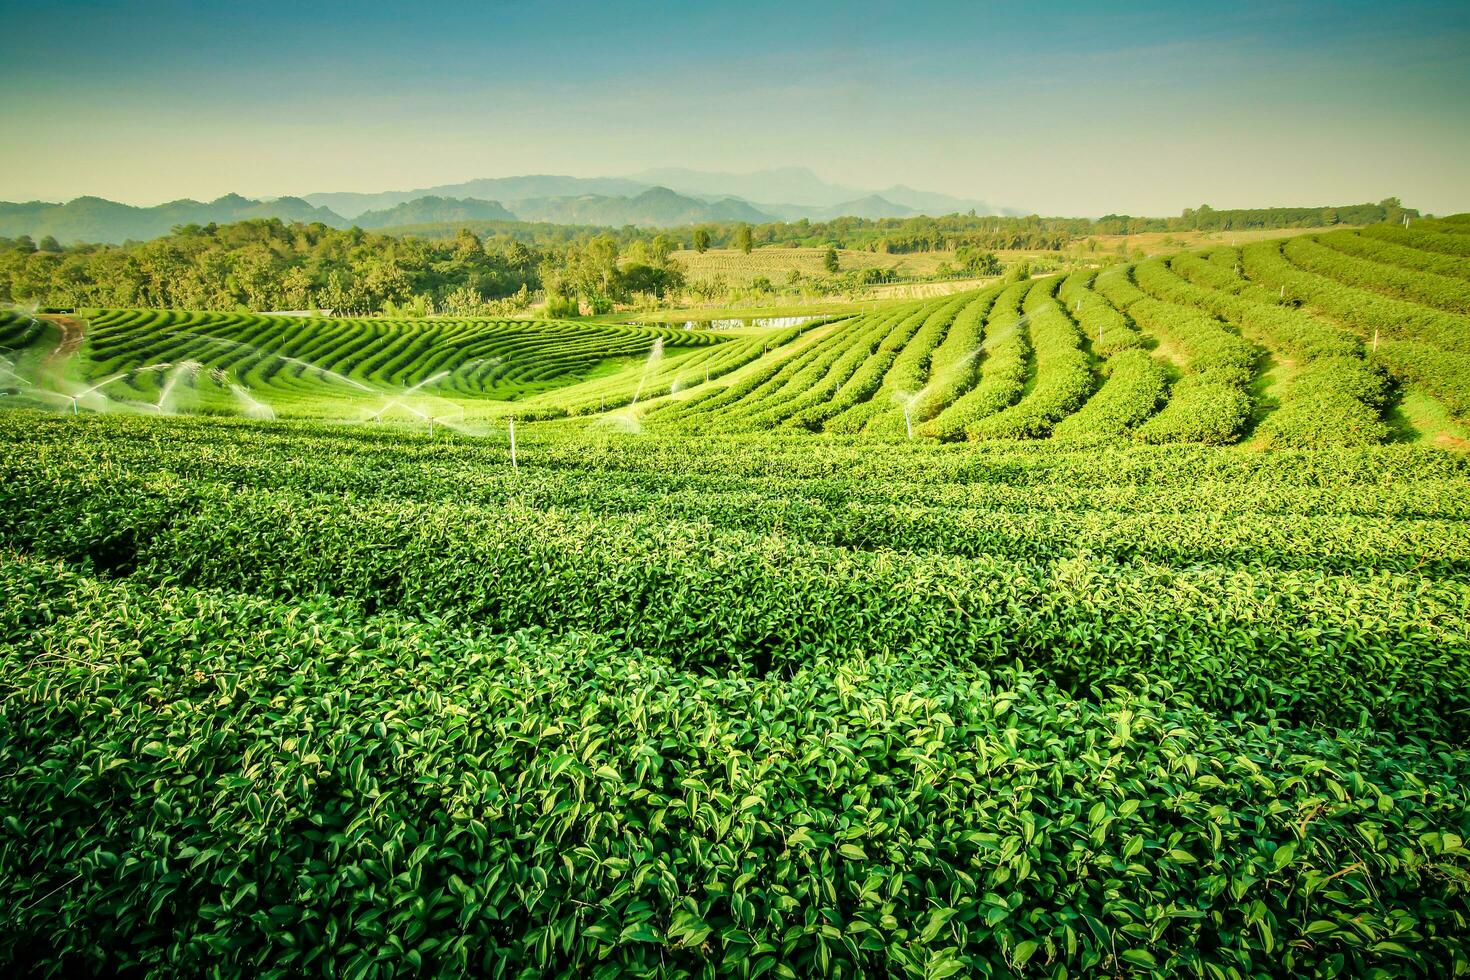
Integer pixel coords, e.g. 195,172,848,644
3,220,1470,977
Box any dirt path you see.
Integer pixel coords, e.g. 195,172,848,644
41,314,86,367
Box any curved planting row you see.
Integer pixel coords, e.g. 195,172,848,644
1286,235,1470,315
9,219,1470,442
920,282,1034,439
882,286,1002,432
647,320,851,428
1057,269,1146,355
790,305,936,432
1051,349,1166,442
516,321,833,421
1149,254,1390,446
1322,228,1470,282
0,310,42,350
1049,270,1163,441
1361,221,1470,258
831,294,970,435
967,281,1093,440
1242,241,1470,418
695,307,918,432
70,309,727,406
1123,262,1257,444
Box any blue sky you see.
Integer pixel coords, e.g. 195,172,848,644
1,0,1466,215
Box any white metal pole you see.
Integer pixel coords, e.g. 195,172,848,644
509,417,518,471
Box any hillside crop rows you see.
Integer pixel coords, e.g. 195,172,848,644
3,309,730,420
5,219,1470,445
646,219,1470,445
2,411,1469,977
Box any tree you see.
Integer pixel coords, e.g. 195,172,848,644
693,229,711,254
38,235,62,253
823,246,839,273
734,224,752,254
14,235,36,254
955,246,1002,276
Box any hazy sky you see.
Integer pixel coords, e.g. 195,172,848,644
2,0,1467,216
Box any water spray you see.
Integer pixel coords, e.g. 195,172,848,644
402,370,451,395
229,384,276,420
155,361,203,414
628,338,664,411
154,327,371,392
0,357,31,386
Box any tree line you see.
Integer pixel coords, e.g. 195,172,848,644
0,220,684,317
394,199,1418,255
0,199,1415,316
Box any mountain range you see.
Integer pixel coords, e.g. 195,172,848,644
0,194,343,246
303,167,1017,223
0,168,1020,244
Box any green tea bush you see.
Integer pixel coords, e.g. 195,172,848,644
1288,236,1470,314
920,283,1034,440
1361,222,1470,258
4,554,1468,978
880,288,1001,431
1256,357,1392,448
1051,350,1166,441
1323,229,1470,282
966,293,1092,441
1243,241,1470,417
4,463,1468,739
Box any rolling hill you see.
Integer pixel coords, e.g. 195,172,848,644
0,186,778,244
508,187,773,227
352,196,518,228
0,194,347,244
302,174,653,220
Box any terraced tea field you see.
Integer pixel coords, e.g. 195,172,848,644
6,220,1470,446
3,217,1470,977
